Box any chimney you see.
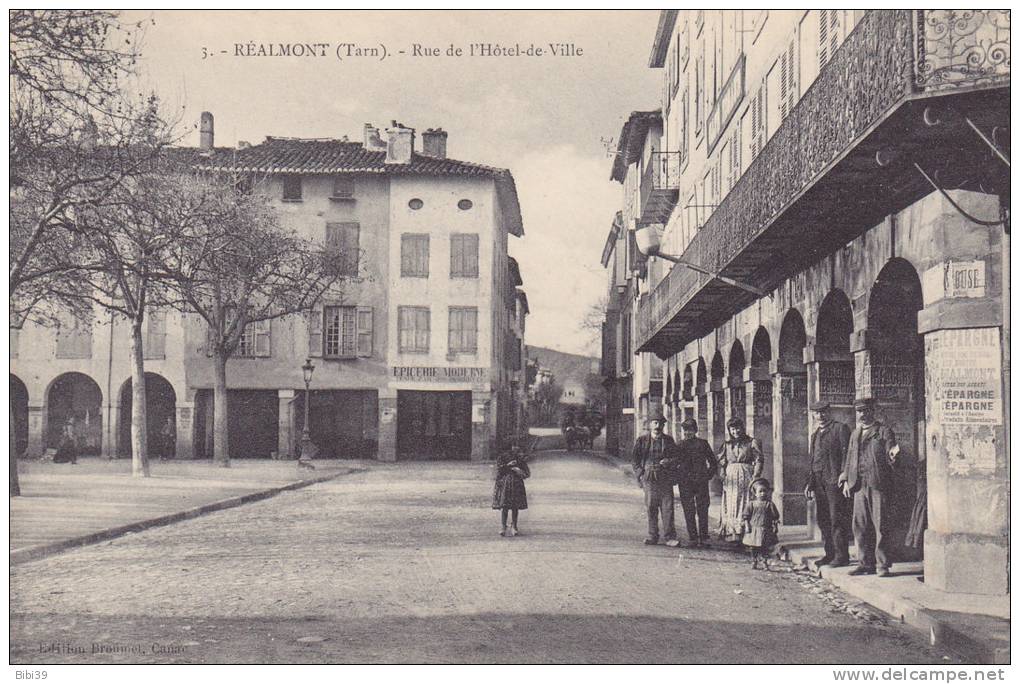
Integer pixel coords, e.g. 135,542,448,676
363,123,386,151
421,128,448,159
199,111,214,151
385,121,415,164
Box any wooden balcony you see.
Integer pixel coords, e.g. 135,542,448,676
637,10,1010,357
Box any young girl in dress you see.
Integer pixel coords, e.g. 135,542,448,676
742,478,780,569
492,446,530,537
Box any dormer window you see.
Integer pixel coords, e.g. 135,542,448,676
282,175,302,201
331,176,355,200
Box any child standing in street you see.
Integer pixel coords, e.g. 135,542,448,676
742,478,780,569
493,447,530,537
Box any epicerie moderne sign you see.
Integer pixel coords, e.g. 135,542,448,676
391,366,488,382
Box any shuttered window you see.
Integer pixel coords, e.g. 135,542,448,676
282,175,302,201
144,309,166,360
450,233,479,278
326,222,360,277
401,233,430,277
237,319,271,358
332,176,355,199
448,307,478,354
818,9,841,71
749,85,766,159
312,306,374,358
399,306,430,353
779,40,798,121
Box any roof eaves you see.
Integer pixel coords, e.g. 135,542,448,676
648,10,679,68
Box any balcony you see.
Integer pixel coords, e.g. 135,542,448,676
639,151,681,224
637,10,1009,357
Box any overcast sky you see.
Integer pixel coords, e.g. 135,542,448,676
128,10,660,357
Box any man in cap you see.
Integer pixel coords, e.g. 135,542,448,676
631,406,681,547
804,401,852,567
676,417,717,548
839,398,900,576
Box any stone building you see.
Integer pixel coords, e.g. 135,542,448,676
614,10,1008,594
10,117,527,462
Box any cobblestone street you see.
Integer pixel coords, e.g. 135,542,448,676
10,452,945,664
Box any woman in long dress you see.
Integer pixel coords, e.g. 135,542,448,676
717,417,764,543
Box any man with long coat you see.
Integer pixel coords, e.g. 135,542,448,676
631,406,680,547
675,417,717,547
804,401,852,567
839,398,899,577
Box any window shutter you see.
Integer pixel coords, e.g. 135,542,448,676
730,125,741,186
342,222,360,276
356,306,373,357
255,319,271,357
819,10,829,68
786,40,798,115
307,310,322,357
750,87,765,159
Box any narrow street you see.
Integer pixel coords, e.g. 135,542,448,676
11,451,943,664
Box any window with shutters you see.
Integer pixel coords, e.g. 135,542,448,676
398,306,430,353
728,123,742,190
236,319,271,358
282,175,302,201
401,233,430,277
326,222,360,277
450,233,479,278
448,307,478,354
331,176,355,200
680,86,689,169
749,85,766,160
779,40,798,122
818,9,841,72
310,306,373,359
144,309,167,360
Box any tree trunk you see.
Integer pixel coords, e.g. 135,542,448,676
10,402,21,496
213,352,230,467
130,320,150,477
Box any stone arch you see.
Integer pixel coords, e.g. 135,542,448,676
10,374,29,457
728,340,746,379
814,289,856,427
710,350,725,381
816,289,854,354
866,258,925,561
46,372,103,455
748,328,775,482
776,310,810,524
727,341,747,434
751,327,772,369
710,350,727,448
117,373,178,458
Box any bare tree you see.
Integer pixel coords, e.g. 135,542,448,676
9,10,172,494
579,295,609,357
165,174,351,466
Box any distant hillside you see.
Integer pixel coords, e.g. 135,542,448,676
526,346,598,388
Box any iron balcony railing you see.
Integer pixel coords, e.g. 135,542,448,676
638,151,682,224
636,9,1010,355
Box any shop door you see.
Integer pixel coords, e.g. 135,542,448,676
397,390,472,460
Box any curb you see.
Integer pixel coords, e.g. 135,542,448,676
10,468,359,565
781,543,1010,664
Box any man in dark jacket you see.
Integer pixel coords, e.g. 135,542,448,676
631,406,680,547
839,398,900,577
804,401,852,567
675,417,717,547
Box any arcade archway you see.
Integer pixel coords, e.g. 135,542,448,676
46,373,103,456
118,374,177,458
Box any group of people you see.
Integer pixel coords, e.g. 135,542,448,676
50,415,177,464
632,397,902,576
632,408,777,566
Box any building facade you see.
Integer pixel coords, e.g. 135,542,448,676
11,118,527,463
615,10,1009,594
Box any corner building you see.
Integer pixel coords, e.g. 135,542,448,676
629,11,1008,594
10,120,527,463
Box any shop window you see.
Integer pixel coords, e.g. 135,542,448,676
326,222,360,277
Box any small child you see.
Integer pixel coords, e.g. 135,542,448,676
742,478,780,569
492,447,530,537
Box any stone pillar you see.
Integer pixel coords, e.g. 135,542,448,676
726,377,746,432
708,380,726,497
771,365,809,526
744,367,773,483
175,402,195,459
378,390,397,463
27,403,45,457
102,400,119,459
921,325,1007,594
472,389,493,461
276,390,295,460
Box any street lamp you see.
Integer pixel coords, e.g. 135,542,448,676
632,224,769,298
299,358,318,462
